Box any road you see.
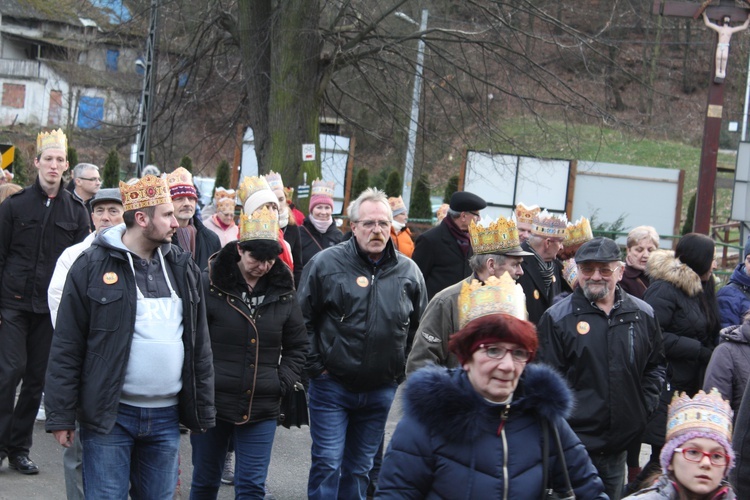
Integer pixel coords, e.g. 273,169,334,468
0,389,405,500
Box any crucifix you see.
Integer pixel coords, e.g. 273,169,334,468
653,0,750,234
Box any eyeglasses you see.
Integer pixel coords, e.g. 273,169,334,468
578,264,620,277
79,177,102,183
356,220,391,230
478,344,531,363
674,447,728,466
467,211,480,217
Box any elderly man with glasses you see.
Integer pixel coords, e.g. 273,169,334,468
536,237,666,500
70,163,101,231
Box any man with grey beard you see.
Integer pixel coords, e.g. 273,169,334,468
536,237,665,500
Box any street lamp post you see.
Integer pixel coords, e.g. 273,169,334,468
396,9,428,212
134,0,160,177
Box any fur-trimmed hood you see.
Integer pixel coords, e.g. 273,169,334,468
646,249,703,297
206,242,294,294
403,364,572,443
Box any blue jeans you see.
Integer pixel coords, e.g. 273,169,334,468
190,418,277,499
80,403,180,500
590,450,627,500
307,374,397,500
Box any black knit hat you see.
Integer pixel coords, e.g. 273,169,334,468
675,233,715,277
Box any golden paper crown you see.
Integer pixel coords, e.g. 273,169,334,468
311,179,335,197
119,175,172,212
283,186,294,201
214,187,235,200
217,198,236,214
265,171,284,192
165,167,195,195
239,206,279,242
458,273,527,329
36,128,68,154
237,176,273,206
531,210,568,238
665,389,733,444
562,258,579,288
564,217,594,249
389,196,406,214
436,203,450,223
468,216,522,255
515,202,541,226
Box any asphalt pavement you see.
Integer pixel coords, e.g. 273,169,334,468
0,389,405,500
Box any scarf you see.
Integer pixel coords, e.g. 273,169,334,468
310,215,333,234
176,223,197,258
212,214,232,231
528,243,555,293
443,216,471,257
392,219,405,232
278,209,290,229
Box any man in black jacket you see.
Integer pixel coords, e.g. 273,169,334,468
44,174,215,499
536,237,665,500
167,167,220,271
0,129,90,474
298,188,427,500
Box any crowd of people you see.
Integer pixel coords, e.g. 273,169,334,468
3,128,750,500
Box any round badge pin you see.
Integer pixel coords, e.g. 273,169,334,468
356,276,369,288
103,272,118,285
533,289,540,300
576,321,590,335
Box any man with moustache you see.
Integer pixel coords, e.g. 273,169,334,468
536,237,665,500
406,215,531,374
298,188,426,500
167,167,220,271
0,129,90,474
44,175,215,499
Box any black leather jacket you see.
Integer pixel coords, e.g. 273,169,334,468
298,237,427,392
44,229,216,434
0,178,90,312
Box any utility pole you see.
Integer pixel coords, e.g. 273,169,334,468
135,0,160,177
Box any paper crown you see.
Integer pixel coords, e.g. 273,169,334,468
665,388,733,444
217,197,236,214
564,217,594,249
37,128,68,154
213,187,235,200
237,176,273,206
436,203,450,223
283,186,294,201
119,175,172,212
311,179,335,197
531,210,568,238
265,171,284,192
239,206,279,242
458,273,527,329
389,196,406,216
562,258,579,288
165,167,197,198
468,216,522,255
515,202,541,226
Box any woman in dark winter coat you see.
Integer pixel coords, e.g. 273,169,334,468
299,179,343,265
703,315,750,415
621,225,660,299
376,310,606,499
639,233,720,481
716,240,750,328
189,207,308,499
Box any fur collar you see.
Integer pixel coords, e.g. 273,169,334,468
646,250,703,297
207,243,294,293
403,364,572,443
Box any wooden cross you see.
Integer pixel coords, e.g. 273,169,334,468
653,0,750,234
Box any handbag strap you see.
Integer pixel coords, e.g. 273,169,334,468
541,417,575,499
301,225,324,251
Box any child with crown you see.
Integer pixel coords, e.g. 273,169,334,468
625,389,737,499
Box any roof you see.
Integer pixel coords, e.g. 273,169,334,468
0,0,137,31
44,58,141,91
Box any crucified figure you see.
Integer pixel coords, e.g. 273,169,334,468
703,12,750,83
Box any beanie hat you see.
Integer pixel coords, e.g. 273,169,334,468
675,233,715,277
659,389,734,474
309,179,334,212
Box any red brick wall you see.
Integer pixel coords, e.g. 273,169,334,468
2,83,26,109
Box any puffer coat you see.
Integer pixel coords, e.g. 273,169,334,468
625,474,735,499
375,364,607,499
203,244,308,424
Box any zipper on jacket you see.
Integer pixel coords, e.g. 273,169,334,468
629,323,635,364
498,404,510,500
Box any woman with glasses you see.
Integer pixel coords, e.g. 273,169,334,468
625,389,736,499
376,275,606,499
638,233,720,485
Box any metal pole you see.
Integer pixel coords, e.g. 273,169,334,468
743,48,750,141
135,0,160,177
401,9,428,211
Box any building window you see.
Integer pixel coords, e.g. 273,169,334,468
106,49,119,72
77,96,105,129
2,83,26,108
